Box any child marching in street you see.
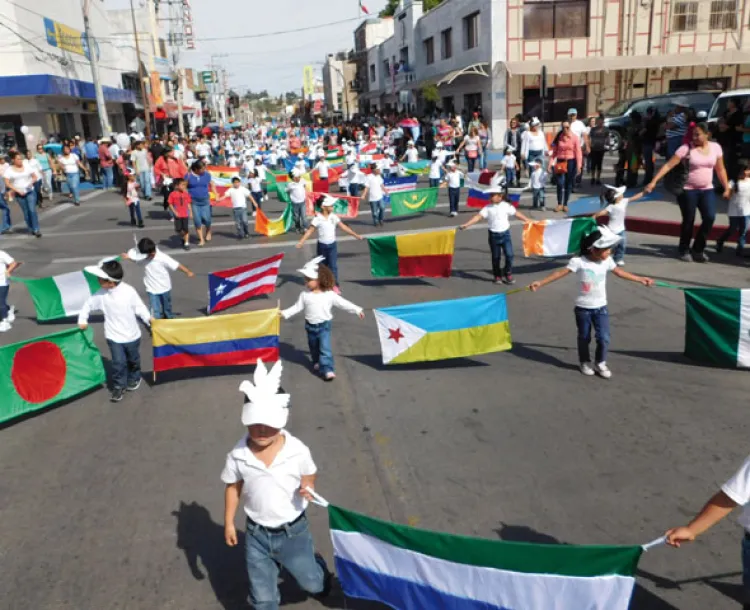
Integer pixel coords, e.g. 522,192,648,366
281,256,365,381
716,161,750,257
529,226,654,379
248,170,264,215
361,163,388,227
593,185,646,266
528,160,548,210
286,169,309,234
121,237,195,319
78,258,153,403
459,187,532,285
218,177,258,239
296,195,364,292
168,178,192,250
440,160,464,217
0,249,19,332
123,172,145,228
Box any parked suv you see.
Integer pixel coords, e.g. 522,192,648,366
707,89,750,127
603,91,718,150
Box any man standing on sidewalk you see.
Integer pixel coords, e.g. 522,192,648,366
222,359,332,610
83,136,100,184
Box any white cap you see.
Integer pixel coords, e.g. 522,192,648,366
407,140,414,146
436,142,444,148
298,255,325,279
240,359,290,428
84,256,121,283
484,186,504,195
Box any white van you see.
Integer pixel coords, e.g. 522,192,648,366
707,89,750,126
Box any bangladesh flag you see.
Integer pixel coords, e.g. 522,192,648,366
390,188,439,217
684,288,750,368
14,270,102,321
0,328,106,424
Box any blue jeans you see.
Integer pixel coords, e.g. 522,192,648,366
16,191,39,234
33,179,43,202
532,188,545,209
466,154,477,172
556,159,577,207
106,338,141,391
370,199,385,225
680,188,716,254
317,241,338,284
0,284,8,320
251,191,263,210
448,187,460,214
137,171,152,198
0,193,11,231
488,230,513,277
741,535,750,605
292,202,306,232
505,168,516,186
233,208,250,237
612,230,627,263
148,291,173,319
128,202,143,225
719,215,749,254
245,514,326,610
102,166,114,189
429,178,440,188
575,306,610,364
348,183,361,197
305,320,334,374
192,202,212,228
65,172,81,203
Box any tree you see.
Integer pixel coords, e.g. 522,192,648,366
380,0,442,16
285,91,300,104
420,83,440,113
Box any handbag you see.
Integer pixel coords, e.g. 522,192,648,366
554,159,568,175
467,149,478,159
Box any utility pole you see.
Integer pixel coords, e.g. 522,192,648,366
82,0,111,137
129,0,151,137
167,0,185,135
177,68,185,135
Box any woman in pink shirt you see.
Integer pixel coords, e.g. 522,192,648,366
550,121,583,212
646,123,730,262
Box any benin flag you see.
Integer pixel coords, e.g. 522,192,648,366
14,270,102,321
390,188,439,217
0,328,106,424
368,229,455,278
255,204,294,237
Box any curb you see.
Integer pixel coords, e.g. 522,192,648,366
626,216,739,243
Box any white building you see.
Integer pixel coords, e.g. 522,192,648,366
322,53,358,119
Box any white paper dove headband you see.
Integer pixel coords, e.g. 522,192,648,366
84,256,122,283
298,255,326,280
240,359,290,428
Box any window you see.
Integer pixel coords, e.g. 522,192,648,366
523,0,589,39
441,28,452,59
522,86,588,123
424,37,435,65
399,46,409,69
464,92,482,114
369,64,376,83
710,0,737,29
442,96,455,114
672,1,698,32
463,11,480,50
669,77,730,92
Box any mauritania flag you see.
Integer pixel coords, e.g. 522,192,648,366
684,288,750,368
390,188,439,217
330,504,642,610
255,204,293,237
522,218,597,257
369,229,455,278
374,293,511,364
15,270,102,321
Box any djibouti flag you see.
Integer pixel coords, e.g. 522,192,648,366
330,505,643,610
684,288,750,368
15,270,102,321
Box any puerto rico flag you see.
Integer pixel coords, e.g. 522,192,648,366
208,253,284,314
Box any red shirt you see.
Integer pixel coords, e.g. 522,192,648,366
168,190,192,218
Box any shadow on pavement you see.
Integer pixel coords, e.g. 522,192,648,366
348,353,489,371
508,341,578,371
349,278,433,287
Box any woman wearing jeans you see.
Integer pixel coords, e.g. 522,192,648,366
646,123,730,262
521,118,548,176
186,161,216,247
550,122,582,213
58,144,87,206
456,127,484,173
4,151,41,237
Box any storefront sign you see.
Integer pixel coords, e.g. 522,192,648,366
43,17,99,60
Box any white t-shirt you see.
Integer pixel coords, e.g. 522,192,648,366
566,256,617,309
248,177,262,193
405,148,419,163
4,162,37,194
570,119,587,141
721,455,750,530
59,154,80,174
282,289,363,324
605,199,629,234
312,213,340,245
729,179,750,217
286,180,307,204
429,159,442,180
480,202,517,233
445,170,463,188
315,160,330,179
227,186,251,209
365,174,385,201
530,168,548,189
0,250,14,287
77,282,151,343
127,248,181,295
502,154,517,169
196,142,211,158
220,430,317,528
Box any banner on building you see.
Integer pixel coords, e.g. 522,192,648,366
303,66,315,97
43,17,99,60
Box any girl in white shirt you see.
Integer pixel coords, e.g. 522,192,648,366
296,196,363,290
593,185,645,266
57,144,87,205
529,226,654,379
122,172,145,228
716,163,750,256
281,256,364,381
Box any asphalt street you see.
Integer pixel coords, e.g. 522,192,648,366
1,180,749,610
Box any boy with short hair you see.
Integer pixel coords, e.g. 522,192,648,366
78,258,152,403
0,249,19,332
529,160,549,210
121,237,194,319
168,178,192,250
218,177,257,239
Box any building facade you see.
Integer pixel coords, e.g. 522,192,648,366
322,53,359,119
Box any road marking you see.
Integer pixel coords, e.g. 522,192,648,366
38,189,105,218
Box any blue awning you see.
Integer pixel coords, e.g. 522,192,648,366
0,74,136,104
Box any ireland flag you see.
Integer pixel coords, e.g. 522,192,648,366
684,288,750,368
15,270,102,321
0,328,106,424
330,505,643,610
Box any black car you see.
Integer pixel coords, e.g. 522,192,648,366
603,91,718,150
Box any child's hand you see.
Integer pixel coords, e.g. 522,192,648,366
358,311,365,320
120,252,129,260
357,234,364,240
187,271,195,278
298,486,315,502
459,224,466,230
78,323,88,331
277,310,283,318
664,526,695,548
641,277,654,287
295,242,303,249
529,281,542,292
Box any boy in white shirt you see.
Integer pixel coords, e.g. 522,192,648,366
502,146,519,188
440,161,464,217
346,163,365,198
594,185,645,266
0,249,19,331
78,258,153,402
459,187,531,285
401,140,420,164
314,158,330,183
428,152,443,188
528,160,549,210
286,169,309,234
222,359,332,605
122,237,194,318
219,177,258,238
361,163,388,227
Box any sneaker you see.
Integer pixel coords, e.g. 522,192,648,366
0,320,11,332
580,362,595,376
131,220,137,227
324,372,336,381
502,274,515,285
183,243,190,251
679,252,693,262
449,211,457,217
138,223,145,228
110,388,125,402
716,240,724,253
595,361,612,379
493,276,503,284
35,232,42,238
693,251,710,263
126,379,142,392
7,306,15,323
616,260,625,267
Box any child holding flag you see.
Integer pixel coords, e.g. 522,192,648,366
281,256,364,381
459,187,532,285
529,226,654,378
361,163,388,227
296,195,364,291
247,170,264,214
593,185,646,266
440,160,464,217
218,177,257,239
0,249,19,332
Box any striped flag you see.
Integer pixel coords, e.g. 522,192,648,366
522,218,597,257
330,505,642,610
466,188,491,208
208,253,284,314
15,270,102,321
255,204,294,237
369,229,455,278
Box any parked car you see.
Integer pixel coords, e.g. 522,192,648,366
707,89,750,127
603,91,719,150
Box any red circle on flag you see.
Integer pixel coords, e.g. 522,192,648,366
11,341,67,403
